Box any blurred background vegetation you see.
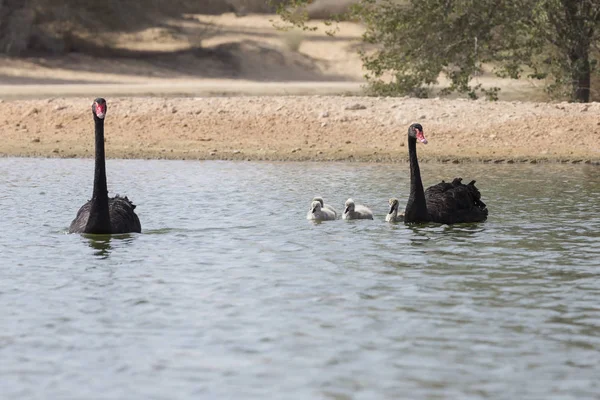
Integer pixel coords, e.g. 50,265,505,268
277,0,600,102
0,0,289,54
1,0,599,102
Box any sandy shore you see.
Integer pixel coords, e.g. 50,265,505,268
4,13,590,164
1,96,599,163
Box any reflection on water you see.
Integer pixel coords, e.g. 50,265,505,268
84,234,137,259
85,235,113,258
1,158,600,400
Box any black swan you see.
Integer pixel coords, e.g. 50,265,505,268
403,123,488,224
68,98,141,234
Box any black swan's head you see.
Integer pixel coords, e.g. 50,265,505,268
344,198,355,214
92,98,107,120
388,198,399,214
408,123,427,144
311,200,322,214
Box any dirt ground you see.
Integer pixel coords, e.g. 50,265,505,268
1,96,599,163
0,13,598,163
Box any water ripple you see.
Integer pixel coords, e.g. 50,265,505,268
1,159,600,399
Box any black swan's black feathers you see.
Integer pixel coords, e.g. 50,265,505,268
69,195,141,234
424,178,488,224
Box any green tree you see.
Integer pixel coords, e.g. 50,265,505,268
531,0,600,102
276,0,600,102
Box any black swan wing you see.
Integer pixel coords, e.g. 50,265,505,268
425,178,488,224
108,196,142,233
424,180,454,197
68,201,92,233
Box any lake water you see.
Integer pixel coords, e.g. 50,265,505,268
1,158,600,400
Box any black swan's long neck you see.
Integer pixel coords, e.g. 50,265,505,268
404,137,429,222
85,116,111,233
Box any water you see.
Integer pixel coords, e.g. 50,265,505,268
1,158,600,400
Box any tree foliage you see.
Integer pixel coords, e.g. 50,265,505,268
276,0,600,102
529,0,600,101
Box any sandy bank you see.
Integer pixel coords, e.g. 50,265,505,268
1,96,599,163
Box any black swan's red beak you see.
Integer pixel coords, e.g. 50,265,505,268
416,129,428,144
95,103,106,119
